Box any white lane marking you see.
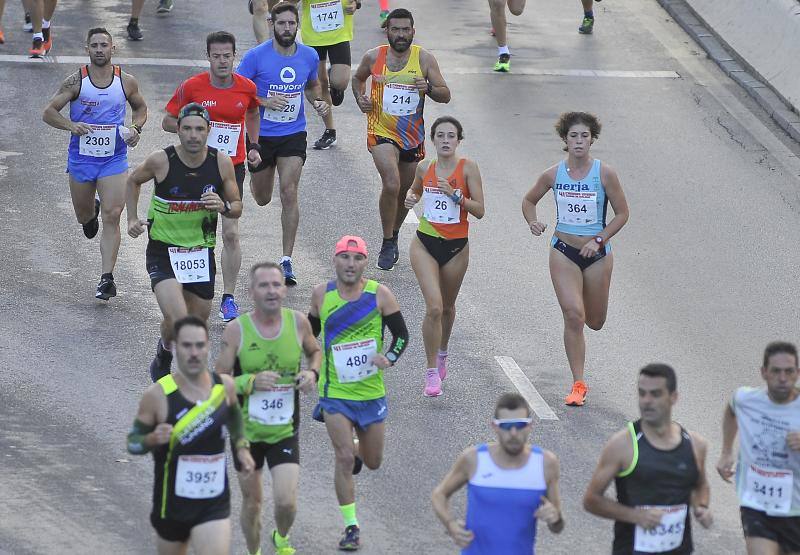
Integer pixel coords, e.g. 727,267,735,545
494,356,558,421
0,54,680,78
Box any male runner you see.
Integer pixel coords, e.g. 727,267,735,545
127,315,256,555
352,8,450,270
237,2,330,286
432,393,564,553
216,261,321,555
717,341,800,555
579,0,601,34
249,0,281,44
126,102,242,382
43,27,147,300
584,364,713,554
21,0,55,56
309,235,409,550
488,0,526,72
163,31,262,322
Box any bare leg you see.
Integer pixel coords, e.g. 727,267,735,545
276,156,303,257
410,235,443,368
220,216,241,296
438,244,469,350
250,165,277,206
354,421,385,470
549,249,587,382
370,143,401,239
393,160,419,231
270,463,299,537
68,176,98,224
317,61,334,130
96,172,126,274
131,0,145,18
237,469,264,554
324,412,357,505
189,518,231,555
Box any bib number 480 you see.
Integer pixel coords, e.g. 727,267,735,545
346,354,369,367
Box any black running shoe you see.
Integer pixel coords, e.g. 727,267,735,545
392,234,399,265
376,240,395,271
248,0,253,14
330,86,345,106
352,455,363,475
127,21,143,41
314,129,337,150
82,198,100,239
338,525,360,551
24,13,32,32
95,275,117,300
149,339,173,382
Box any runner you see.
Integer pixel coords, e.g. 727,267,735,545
163,31,262,322
579,0,601,34
216,261,322,555
717,341,800,555
21,0,56,56
583,364,713,554
522,111,629,406
237,2,330,286
432,392,564,553
378,0,389,24
42,27,147,300
404,116,485,397
126,315,256,555
308,235,409,550
300,0,359,150
127,0,176,40
126,102,242,382
352,7,451,271
487,0,526,72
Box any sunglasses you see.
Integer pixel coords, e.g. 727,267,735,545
493,418,533,431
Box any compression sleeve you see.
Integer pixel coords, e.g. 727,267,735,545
127,419,155,455
384,311,409,362
308,313,321,337
234,374,256,396
227,402,249,450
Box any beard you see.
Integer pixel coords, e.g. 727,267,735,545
92,55,110,67
274,31,296,48
388,36,411,52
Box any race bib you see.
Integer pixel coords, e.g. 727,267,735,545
310,0,344,32
208,121,241,157
248,385,294,425
332,339,378,383
742,464,794,514
79,124,116,157
556,190,598,226
423,186,461,224
382,83,419,116
633,504,687,553
263,91,302,123
174,453,226,499
168,247,210,284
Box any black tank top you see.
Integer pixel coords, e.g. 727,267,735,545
613,420,699,554
151,372,230,521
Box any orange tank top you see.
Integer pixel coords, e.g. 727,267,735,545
417,159,470,240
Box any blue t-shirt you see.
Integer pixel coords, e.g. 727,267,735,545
236,40,319,137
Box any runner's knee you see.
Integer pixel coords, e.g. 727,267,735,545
562,307,585,329
362,451,382,470
101,204,123,224
585,314,606,331
222,226,240,247
426,303,444,322
334,445,356,470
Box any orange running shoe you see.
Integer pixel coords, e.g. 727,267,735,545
42,26,52,52
565,380,588,406
0,27,6,44
29,37,46,57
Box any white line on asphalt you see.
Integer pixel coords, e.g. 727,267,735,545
494,356,559,421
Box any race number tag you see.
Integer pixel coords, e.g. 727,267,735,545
556,190,598,226
167,247,210,284
208,121,241,157
382,83,419,116
742,464,793,514
332,339,378,383
248,385,294,425
633,504,687,553
175,453,226,499
423,186,460,224
310,0,344,32
79,124,117,157
263,91,302,123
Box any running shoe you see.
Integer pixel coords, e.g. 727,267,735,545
437,352,448,381
376,240,395,271
352,437,363,475
24,13,32,32
127,20,143,41
42,27,52,52
271,529,296,555
248,0,254,14
157,0,174,13
423,368,443,397
578,16,594,34
379,10,389,24
392,236,399,265
95,275,117,300
82,198,101,239
149,339,173,382
493,53,511,73
314,129,337,150
29,37,46,57
338,525,360,551
218,296,240,322
281,259,297,286
0,27,5,44
330,86,345,107
565,380,588,406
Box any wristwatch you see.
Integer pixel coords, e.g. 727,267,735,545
385,352,398,366
222,200,232,215
130,123,143,134
450,189,464,205
593,235,604,245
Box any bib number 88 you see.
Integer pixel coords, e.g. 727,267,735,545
216,135,231,144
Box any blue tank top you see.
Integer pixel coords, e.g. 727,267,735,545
553,159,607,236
68,65,128,163
464,444,547,555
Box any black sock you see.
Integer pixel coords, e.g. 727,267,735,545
102,272,113,280
130,17,139,25
392,229,399,242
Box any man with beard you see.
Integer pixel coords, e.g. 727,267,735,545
43,27,147,300
352,8,450,271
717,341,800,555
237,2,330,286
126,103,242,382
432,393,564,553
308,235,409,550
584,364,713,554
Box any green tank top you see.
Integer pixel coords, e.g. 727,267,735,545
319,279,385,401
235,309,302,444
300,0,354,46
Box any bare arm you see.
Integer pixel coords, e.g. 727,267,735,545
299,313,322,373
217,154,243,218
376,283,401,316
522,167,556,235
215,320,241,375
122,72,148,131
431,448,476,548
540,450,565,533
462,159,485,219
404,161,429,208
244,106,261,144
305,79,331,118
309,283,326,318
596,164,628,242
351,50,376,113
42,71,84,133
126,151,164,236
689,432,713,528
162,114,178,133
421,50,450,104
716,402,739,482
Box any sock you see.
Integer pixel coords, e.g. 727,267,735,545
221,293,233,301
33,32,43,41
498,45,510,56
340,503,358,527
280,255,291,263
101,272,114,281
383,236,393,243
392,229,399,242
42,19,51,29
379,0,389,11
437,350,448,359
130,17,139,24
584,10,594,18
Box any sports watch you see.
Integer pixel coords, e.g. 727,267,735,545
593,235,604,245
450,189,464,205
385,352,398,365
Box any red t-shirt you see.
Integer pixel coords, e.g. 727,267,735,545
165,72,259,166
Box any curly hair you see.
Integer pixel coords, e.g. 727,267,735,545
555,112,601,151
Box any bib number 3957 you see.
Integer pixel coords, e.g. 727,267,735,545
633,504,687,553
175,453,226,499
168,247,210,284
742,464,793,514
332,339,378,383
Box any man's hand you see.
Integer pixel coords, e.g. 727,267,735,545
128,218,148,238
70,122,95,136
446,519,474,549
693,506,713,529
635,508,665,530
355,94,373,113
236,447,255,474
294,370,316,394
534,497,561,525
148,423,173,446
716,452,736,483
253,371,281,391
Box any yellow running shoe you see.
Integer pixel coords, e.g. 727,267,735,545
493,53,511,73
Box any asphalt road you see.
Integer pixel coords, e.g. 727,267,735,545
2,0,800,553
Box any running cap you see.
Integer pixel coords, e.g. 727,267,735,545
335,235,368,257
178,102,211,123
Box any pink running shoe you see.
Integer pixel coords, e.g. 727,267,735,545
437,353,448,381
424,368,443,397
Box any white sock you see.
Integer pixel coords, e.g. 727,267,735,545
280,256,291,263
437,350,448,358
42,19,51,29
498,45,510,56
33,32,43,40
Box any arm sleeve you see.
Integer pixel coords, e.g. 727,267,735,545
383,310,409,362
308,313,321,337
127,419,155,455
227,402,249,450
234,373,256,396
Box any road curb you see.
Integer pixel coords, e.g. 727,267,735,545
656,0,800,144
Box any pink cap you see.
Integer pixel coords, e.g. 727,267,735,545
335,235,368,257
